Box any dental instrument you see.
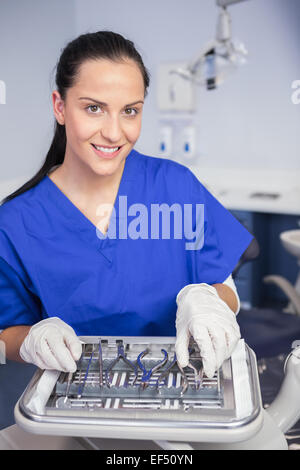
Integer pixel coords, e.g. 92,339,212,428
156,352,178,389
77,344,94,398
105,340,139,388
177,361,204,396
98,339,103,388
137,348,168,389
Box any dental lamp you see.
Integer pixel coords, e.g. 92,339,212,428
171,0,249,89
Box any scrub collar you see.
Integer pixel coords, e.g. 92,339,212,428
42,148,141,262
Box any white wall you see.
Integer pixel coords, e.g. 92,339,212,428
0,0,299,189
0,0,76,183
75,0,300,170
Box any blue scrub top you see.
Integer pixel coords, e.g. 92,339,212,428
0,149,253,336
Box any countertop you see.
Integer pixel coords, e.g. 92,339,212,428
188,166,300,217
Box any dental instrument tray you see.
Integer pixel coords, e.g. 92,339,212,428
15,337,263,443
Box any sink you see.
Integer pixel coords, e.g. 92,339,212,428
280,230,300,259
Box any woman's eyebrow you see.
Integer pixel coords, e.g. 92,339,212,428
78,97,144,107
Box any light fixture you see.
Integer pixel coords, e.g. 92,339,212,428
170,0,249,90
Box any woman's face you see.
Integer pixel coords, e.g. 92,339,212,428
52,58,145,178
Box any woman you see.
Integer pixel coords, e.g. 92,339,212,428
0,31,252,379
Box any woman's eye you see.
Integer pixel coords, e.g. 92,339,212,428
86,105,139,116
87,105,102,114
124,108,138,116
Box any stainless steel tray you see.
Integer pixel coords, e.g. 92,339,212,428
15,337,263,443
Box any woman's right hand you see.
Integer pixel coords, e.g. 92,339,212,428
19,317,82,372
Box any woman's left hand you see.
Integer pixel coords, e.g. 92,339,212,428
175,283,241,378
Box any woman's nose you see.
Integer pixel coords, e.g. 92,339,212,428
100,115,123,143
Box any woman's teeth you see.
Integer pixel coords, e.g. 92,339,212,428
93,145,119,153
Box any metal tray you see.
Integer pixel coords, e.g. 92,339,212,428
15,337,263,443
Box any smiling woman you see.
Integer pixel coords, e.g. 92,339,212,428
2,31,149,204
49,58,145,210
0,31,252,382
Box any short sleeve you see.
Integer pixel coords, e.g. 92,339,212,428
186,169,253,284
0,257,42,329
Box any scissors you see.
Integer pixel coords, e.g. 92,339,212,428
137,348,168,389
105,340,139,388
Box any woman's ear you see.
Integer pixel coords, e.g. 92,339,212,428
52,90,65,125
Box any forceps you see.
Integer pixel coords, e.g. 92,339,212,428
64,371,75,403
137,348,168,389
98,339,103,387
77,345,95,398
178,360,203,396
105,340,138,388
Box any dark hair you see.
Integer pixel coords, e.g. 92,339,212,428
2,31,150,204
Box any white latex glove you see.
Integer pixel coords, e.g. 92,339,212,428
175,283,241,378
20,317,82,372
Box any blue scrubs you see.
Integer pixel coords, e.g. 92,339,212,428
0,149,253,336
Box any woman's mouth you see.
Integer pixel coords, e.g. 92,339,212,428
91,144,123,159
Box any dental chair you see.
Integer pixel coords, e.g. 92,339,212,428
234,237,300,359
234,237,300,448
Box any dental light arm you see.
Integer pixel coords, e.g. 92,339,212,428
216,0,249,7
170,0,249,89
